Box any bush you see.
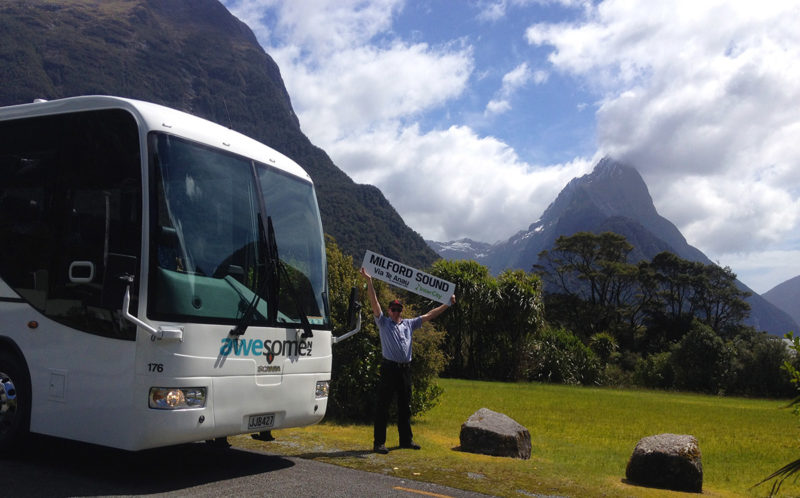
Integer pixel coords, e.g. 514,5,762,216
328,324,381,421
670,320,731,394
589,332,618,365
521,326,601,385
410,322,447,414
726,328,795,397
601,363,635,387
633,351,674,389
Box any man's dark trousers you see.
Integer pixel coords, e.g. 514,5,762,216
374,359,413,447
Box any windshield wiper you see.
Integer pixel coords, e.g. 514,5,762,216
229,215,272,337
228,215,314,339
229,290,260,337
267,216,313,339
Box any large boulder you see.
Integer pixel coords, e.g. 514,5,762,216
459,408,531,459
625,433,703,493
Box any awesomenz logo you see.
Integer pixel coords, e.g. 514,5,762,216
219,338,313,364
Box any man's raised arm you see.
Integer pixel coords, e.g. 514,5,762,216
420,294,457,323
360,267,382,318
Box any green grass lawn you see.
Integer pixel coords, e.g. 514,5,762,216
232,378,800,497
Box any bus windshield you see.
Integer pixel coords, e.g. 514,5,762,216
148,133,329,328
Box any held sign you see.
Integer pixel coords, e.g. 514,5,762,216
361,250,455,305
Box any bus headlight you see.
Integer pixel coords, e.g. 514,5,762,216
315,380,329,399
149,387,207,409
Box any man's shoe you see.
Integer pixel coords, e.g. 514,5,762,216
400,441,421,450
373,444,389,454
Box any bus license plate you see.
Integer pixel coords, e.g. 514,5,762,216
247,413,275,431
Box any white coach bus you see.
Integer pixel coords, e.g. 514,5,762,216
0,96,359,452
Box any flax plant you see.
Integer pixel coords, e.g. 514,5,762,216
755,331,800,496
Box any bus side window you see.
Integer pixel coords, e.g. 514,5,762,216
0,163,52,310
0,110,142,340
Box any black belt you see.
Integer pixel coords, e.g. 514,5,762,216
382,358,411,368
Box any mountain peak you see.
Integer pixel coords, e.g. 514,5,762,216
593,156,633,178
536,157,656,233
427,158,796,334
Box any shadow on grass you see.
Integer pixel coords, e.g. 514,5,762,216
620,478,702,494
298,444,430,459
297,448,376,459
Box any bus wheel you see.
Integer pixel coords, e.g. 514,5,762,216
0,351,30,456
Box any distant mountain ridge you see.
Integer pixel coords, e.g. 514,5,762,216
0,0,438,269
428,158,798,335
763,276,800,329
425,238,493,261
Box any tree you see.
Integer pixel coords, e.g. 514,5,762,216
531,232,776,395
492,269,545,380
642,252,751,342
690,263,750,335
647,252,699,321
638,252,702,350
425,259,496,378
589,331,619,365
423,260,547,381
535,231,639,338
727,328,794,397
521,326,601,385
670,320,732,394
536,232,634,307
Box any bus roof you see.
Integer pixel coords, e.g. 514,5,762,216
0,95,312,183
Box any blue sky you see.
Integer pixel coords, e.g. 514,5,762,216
392,1,597,164
220,0,800,294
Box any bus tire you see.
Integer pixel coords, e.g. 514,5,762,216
0,350,31,456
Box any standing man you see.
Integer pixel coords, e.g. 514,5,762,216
360,267,456,454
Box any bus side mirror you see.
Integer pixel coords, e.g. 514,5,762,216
332,286,361,345
102,253,138,309
346,286,360,329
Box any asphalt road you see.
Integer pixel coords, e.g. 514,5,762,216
4,435,492,497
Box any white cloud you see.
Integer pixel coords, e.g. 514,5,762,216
223,0,580,243
477,0,507,22
226,0,460,141
286,42,473,144
720,248,800,295
485,98,512,116
526,0,800,260
484,63,548,116
327,122,593,241
226,0,401,52
225,0,473,141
